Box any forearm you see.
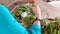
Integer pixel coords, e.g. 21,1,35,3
34,13,41,27
0,4,29,34
34,10,41,27
33,20,41,27
32,4,41,27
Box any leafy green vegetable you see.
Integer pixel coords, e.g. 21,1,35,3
12,3,60,34
12,4,35,28
42,18,60,34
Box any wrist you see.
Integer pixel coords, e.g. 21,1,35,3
32,17,41,24
36,15,41,19
32,17,41,27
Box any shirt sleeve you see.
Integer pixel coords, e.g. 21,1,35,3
28,24,41,34
0,4,29,34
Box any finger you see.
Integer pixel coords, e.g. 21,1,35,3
15,0,22,1
31,6,37,13
22,0,35,3
32,5,41,18
33,0,40,5
30,0,35,3
32,5,41,12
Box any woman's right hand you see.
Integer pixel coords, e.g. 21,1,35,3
14,0,34,3
32,5,41,27
32,5,41,19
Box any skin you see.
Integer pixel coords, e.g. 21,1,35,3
8,0,60,18
32,5,41,27
7,0,41,27
7,0,33,11
7,0,60,27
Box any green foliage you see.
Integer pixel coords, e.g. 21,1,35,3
12,4,35,28
42,18,60,34
31,3,36,7
23,15,35,28
12,4,60,34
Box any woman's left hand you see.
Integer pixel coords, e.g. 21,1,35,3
14,0,22,2
14,0,34,3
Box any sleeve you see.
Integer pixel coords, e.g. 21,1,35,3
28,24,41,34
0,4,29,34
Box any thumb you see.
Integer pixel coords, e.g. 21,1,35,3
32,5,41,13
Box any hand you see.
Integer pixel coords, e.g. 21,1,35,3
32,5,41,19
14,0,22,2
14,0,34,3
32,0,43,5
32,4,41,27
